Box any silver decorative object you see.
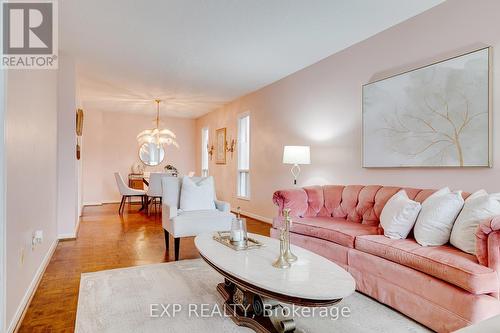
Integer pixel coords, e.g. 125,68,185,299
213,232,263,251
283,209,297,263
272,227,291,269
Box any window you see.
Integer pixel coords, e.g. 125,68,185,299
201,127,209,177
237,114,250,198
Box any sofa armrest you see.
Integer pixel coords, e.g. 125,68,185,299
272,188,308,218
476,216,500,298
476,216,500,270
215,200,230,213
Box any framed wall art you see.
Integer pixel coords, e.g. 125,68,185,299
363,47,491,168
216,127,227,164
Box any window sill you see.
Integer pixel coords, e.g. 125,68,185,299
236,196,250,201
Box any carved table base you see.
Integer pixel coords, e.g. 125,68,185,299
217,279,296,333
198,252,343,333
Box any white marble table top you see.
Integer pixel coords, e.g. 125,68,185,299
195,233,355,301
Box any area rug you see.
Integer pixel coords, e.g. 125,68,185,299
76,259,430,333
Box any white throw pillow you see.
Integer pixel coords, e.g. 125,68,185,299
380,190,422,239
450,190,500,254
179,176,216,212
414,187,464,246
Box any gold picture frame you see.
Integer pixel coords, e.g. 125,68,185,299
216,128,226,165
76,108,84,136
76,109,84,160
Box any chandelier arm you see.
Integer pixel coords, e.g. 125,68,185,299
155,99,160,129
137,99,179,149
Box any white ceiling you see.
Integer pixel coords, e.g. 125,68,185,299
61,0,444,118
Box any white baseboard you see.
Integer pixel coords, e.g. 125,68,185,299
8,238,58,333
83,201,102,206
233,209,273,224
74,217,81,238
85,199,142,206
57,233,76,239
102,199,143,204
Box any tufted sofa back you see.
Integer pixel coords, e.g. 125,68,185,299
273,185,470,226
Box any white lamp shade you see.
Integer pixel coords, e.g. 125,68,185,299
283,146,310,165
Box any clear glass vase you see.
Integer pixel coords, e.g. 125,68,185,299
230,217,247,247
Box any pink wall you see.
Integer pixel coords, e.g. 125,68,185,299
82,107,103,205
6,70,58,330
196,0,500,221
57,54,80,238
0,62,5,333
82,110,196,204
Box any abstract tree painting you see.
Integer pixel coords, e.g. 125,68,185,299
363,48,490,167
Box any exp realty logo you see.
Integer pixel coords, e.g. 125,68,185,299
2,0,58,69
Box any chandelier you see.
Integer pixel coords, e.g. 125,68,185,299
137,99,179,148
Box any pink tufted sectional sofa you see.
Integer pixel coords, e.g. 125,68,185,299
271,185,500,333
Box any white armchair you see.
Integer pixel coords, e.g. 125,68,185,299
161,176,233,260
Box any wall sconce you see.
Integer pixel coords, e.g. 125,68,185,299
225,138,237,158
207,144,215,160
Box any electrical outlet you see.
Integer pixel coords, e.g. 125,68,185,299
32,230,43,250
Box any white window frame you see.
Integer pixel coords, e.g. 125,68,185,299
237,113,250,200
201,127,209,177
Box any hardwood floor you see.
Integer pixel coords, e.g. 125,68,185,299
17,203,271,332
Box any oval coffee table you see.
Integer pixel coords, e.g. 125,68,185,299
195,232,355,333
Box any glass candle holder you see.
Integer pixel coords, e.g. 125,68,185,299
230,217,247,247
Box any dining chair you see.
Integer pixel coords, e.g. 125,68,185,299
146,172,170,215
114,172,146,214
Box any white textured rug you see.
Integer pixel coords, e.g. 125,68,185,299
76,259,430,333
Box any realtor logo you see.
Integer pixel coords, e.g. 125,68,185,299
2,0,58,69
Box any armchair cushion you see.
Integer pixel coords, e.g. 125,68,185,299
164,210,234,238
180,176,216,211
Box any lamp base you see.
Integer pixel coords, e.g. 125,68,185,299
291,164,300,186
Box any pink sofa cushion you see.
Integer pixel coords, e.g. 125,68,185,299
271,228,350,267
303,186,326,217
348,249,500,332
355,235,499,295
273,185,472,233
289,217,379,248
323,185,344,217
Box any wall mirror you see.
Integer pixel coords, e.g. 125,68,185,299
139,142,165,166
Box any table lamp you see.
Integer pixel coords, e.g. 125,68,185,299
282,146,310,185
